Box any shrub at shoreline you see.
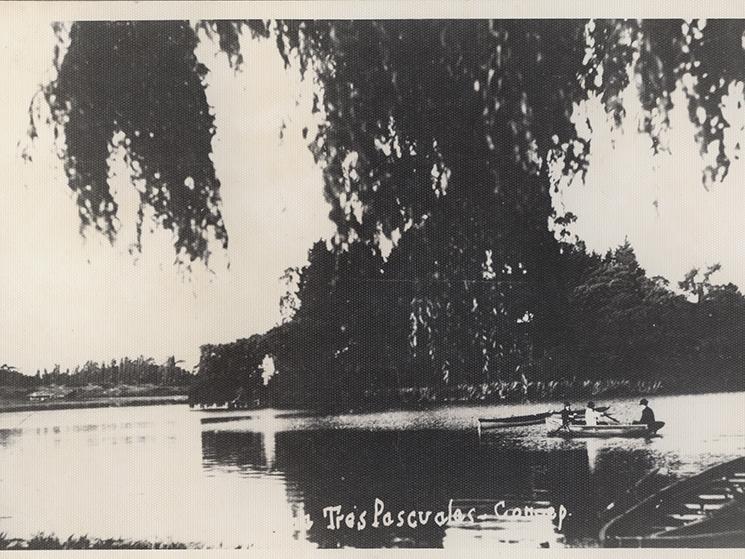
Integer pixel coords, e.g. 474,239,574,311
0,533,197,550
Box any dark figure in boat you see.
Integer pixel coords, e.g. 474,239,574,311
633,398,656,427
560,401,573,427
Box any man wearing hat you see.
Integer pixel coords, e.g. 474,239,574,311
634,398,656,427
560,401,573,428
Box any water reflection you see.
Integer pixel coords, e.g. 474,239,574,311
0,392,742,549
201,428,658,548
0,428,23,447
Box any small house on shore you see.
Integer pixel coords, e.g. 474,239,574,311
28,387,72,402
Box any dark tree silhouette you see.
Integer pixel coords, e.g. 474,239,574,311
29,20,743,262
25,19,745,405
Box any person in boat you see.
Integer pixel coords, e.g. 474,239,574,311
560,401,573,428
633,398,656,427
584,401,602,426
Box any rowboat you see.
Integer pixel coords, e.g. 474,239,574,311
545,416,664,438
600,456,745,547
478,406,609,430
478,411,554,429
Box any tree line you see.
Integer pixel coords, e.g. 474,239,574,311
0,356,193,388
190,238,745,410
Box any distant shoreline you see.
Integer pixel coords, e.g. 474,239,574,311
0,394,188,414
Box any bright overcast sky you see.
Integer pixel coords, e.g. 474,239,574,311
3,17,745,374
0,20,334,374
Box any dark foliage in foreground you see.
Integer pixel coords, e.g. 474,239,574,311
31,20,741,262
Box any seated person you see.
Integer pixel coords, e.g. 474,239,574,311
633,398,656,426
584,401,602,426
560,401,573,427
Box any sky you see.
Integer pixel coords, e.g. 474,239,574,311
553,79,745,290
0,21,335,374
2,18,745,374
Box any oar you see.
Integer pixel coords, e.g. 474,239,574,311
602,412,620,424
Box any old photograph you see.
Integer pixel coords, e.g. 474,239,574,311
1,2,745,551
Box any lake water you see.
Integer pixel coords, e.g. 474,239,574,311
0,391,744,549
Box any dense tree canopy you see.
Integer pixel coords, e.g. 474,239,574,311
31,20,745,260
27,19,745,407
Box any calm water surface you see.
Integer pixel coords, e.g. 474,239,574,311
0,391,744,549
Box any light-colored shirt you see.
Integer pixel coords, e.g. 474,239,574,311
585,408,600,426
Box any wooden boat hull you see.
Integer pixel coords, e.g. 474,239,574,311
479,407,609,430
480,419,544,429
613,530,745,548
601,456,745,547
478,411,552,428
546,417,664,438
551,425,653,438
479,417,549,429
